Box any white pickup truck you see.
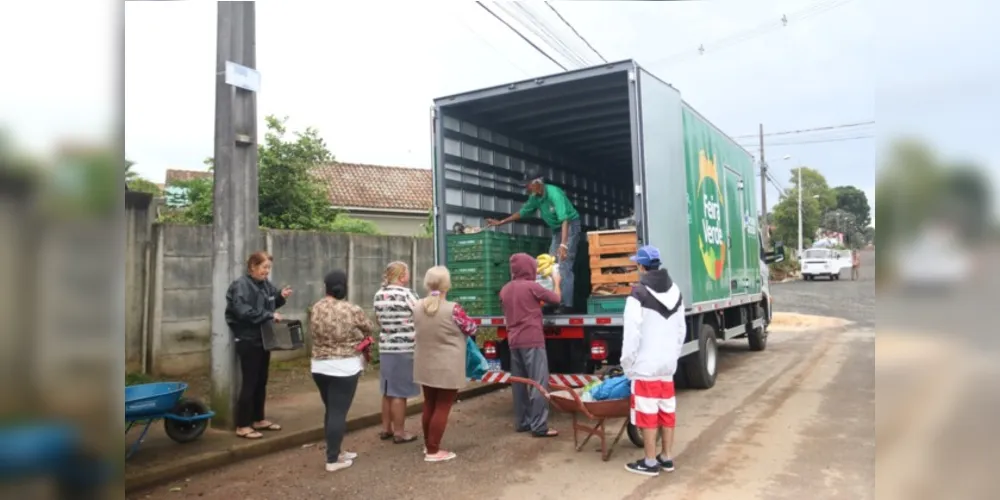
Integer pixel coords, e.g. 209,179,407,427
799,248,852,281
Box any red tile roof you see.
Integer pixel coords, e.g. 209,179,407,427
165,169,211,184
312,162,431,212
164,162,432,212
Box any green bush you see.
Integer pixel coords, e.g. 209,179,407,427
126,372,156,386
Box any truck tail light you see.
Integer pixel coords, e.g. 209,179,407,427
483,341,498,359
590,340,608,361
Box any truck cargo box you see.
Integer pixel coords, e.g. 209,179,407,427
431,60,760,309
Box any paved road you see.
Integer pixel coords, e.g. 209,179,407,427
771,249,875,328
131,258,876,500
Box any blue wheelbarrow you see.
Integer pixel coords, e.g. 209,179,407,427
125,382,214,459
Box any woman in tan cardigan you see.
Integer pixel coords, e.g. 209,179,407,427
412,266,478,463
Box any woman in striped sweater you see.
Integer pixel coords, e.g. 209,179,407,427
373,261,421,444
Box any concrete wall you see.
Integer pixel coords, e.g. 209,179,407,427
124,192,156,372
132,222,437,377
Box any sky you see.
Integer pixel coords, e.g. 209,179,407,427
8,0,998,226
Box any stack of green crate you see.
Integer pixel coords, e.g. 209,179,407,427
532,236,551,256
587,295,628,315
446,232,512,263
446,232,512,316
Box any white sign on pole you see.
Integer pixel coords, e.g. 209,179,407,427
225,61,261,92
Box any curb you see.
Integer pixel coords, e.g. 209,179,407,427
125,383,504,493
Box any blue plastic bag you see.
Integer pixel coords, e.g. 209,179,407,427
590,375,631,401
465,336,489,380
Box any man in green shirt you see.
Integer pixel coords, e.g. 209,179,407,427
487,170,582,313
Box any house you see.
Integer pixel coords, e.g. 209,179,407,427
164,169,211,207
312,162,431,236
163,162,432,236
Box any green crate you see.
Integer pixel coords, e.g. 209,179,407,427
446,232,512,263
450,289,503,317
513,236,536,255
533,236,552,256
587,295,628,315
449,261,511,290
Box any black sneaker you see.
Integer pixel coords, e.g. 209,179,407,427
657,455,675,472
625,459,661,476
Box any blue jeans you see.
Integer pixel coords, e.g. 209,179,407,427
548,218,581,309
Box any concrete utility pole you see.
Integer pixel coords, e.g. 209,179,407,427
758,124,769,249
210,1,259,429
797,166,804,258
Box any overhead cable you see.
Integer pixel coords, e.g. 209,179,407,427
544,1,608,63
475,1,568,71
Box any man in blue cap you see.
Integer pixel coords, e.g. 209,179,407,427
619,245,686,476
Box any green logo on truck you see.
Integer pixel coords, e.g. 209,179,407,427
695,150,726,281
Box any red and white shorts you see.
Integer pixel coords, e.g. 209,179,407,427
630,377,676,429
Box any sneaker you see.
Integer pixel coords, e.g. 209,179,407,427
424,450,457,462
625,459,660,477
340,451,358,461
325,459,353,472
657,455,675,472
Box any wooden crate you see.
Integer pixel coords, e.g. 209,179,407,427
586,229,638,293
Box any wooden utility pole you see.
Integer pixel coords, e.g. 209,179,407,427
759,123,769,249
210,1,259,429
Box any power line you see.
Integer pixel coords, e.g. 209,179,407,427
475,1,567,71
544,1,608,63
504,2,591,68
647,0,857,67
731,120,875,139
450,9,532,77
739,134,875,148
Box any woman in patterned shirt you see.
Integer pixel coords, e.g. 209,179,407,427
309,269,375,472
373,261,420,444
412,266,478,462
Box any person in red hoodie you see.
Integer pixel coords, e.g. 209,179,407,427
499,253,562,438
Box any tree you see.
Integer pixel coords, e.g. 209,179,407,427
124,159,162,196
822,209,858,238
790,167,837,213
161,115,379,234
419,211,434,237
770,166,833,249
876,138,994,248
771,193,821,249
833,185,871,228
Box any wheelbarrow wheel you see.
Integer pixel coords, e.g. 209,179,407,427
164,398,210,443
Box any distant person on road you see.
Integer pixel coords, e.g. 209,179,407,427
499,253,562,438
486,167,581,314
851,249,861,281
620,246,685,477
309,269,375,472
373,261,421,444
225,251,292,440
412,266,478,463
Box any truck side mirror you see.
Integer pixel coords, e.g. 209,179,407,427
764,241,785,264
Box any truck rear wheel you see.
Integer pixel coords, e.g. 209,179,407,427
685,323,718,389
747,304,767,352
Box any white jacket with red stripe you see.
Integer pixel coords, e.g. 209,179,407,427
619,270,685,380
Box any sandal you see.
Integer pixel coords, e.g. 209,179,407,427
378,431,394,441
532,429,559,438
236,430,263,440
253,421,282,431
392,434,418,444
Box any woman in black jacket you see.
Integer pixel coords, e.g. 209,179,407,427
225,251,293,439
